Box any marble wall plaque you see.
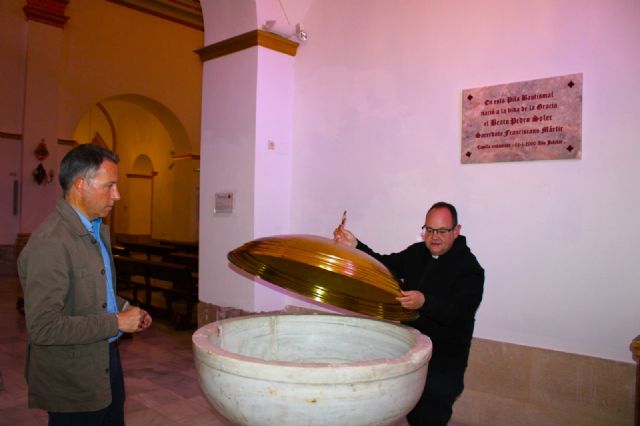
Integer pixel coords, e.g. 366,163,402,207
461,73,582,164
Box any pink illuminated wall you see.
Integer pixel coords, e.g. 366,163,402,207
289,0,640,362
199,0,639,362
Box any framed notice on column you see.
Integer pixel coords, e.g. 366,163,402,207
461,73,582,164
214,192,234,215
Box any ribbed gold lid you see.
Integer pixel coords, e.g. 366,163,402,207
227,234,417,321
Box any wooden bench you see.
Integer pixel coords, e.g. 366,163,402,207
113,254,149,306
162,252,198,273
156,238,199,254
114,255,198,329
111,245,131,257
118,241,176,260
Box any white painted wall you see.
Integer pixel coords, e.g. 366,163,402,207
288,0,640,362
199,0,639,362
199,43,305,312
199,48,258,308
253,47,296,311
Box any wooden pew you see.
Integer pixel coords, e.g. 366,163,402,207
113,254,148,306
156,238,199,254
147,259,198,329
162,252,198,273
111,245,131,257
119,241,176,260
113,255,198,329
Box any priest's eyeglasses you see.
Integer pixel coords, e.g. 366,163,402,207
421,225,455,236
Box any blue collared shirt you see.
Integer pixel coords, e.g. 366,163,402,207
72,208,120,342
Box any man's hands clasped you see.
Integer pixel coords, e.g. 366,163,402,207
117,307,152,333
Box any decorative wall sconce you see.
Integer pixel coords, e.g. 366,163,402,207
34,139,49,161
32,163,55,185
32,139,55,185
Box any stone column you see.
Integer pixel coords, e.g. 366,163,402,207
197,1,299,314
14,0,68,310
19,0,68,233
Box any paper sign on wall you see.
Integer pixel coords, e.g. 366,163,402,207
461,73,582,164
214,192,234,215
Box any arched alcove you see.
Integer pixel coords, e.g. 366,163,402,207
132,154,153,174
72,95,199,241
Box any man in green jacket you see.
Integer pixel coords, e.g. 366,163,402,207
19,144,152,425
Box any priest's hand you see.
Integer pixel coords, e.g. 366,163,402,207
333,225,357,248
396,290,425,310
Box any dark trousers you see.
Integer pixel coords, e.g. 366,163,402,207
48,343,125,426
407,368,465,426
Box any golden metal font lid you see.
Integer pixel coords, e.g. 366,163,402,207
227,234,417,321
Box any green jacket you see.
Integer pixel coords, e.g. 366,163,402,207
18,198,126,412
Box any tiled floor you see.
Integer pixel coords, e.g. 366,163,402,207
0,274,232,426
0,271,462,426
